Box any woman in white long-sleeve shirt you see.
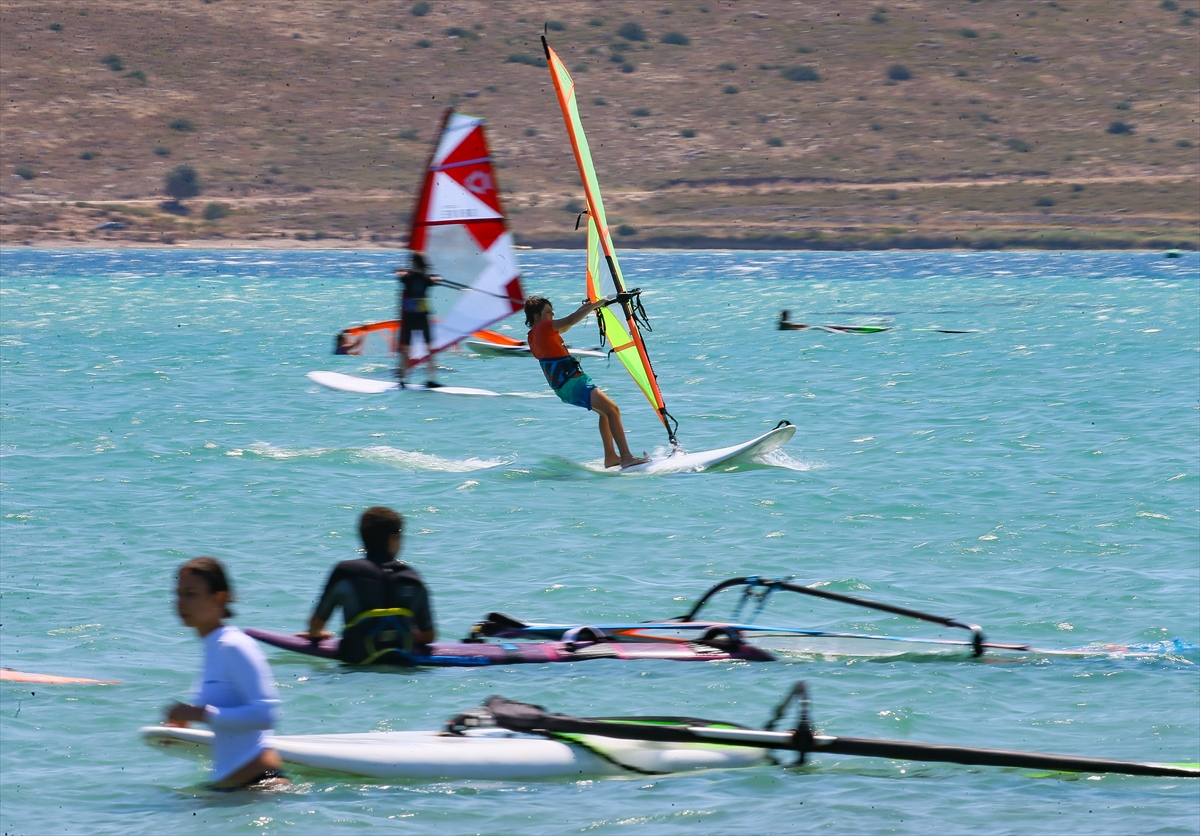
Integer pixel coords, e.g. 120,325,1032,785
165,557,287,790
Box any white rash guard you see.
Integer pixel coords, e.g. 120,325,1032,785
192,625,281,781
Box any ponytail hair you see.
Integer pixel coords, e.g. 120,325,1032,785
178,556,235,619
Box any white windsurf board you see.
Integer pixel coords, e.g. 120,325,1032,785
306,370,500,396
464,340,606,359
619,423,796,474
141,725,766,780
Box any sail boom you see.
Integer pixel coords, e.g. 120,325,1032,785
431,156,492,172
420,217,507,229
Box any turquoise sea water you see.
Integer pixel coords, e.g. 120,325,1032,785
1,248,1197,835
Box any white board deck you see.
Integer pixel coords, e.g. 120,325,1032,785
464,340,606,359
141,725,767,781
306,370,501,396
619,423,796,474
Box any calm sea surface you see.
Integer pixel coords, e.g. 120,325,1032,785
1,248,1198,835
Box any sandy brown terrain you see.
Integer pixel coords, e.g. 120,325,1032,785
2,0,1197,249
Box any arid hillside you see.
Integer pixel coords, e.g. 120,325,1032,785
2,0,1197,249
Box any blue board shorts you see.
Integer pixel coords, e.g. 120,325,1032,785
554,373,596,410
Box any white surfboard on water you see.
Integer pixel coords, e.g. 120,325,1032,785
464,339,606,359
306,370,500,397
619,423,796,474
141,725,766,781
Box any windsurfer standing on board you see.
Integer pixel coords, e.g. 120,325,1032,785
525,296,649,469
396,252,441,388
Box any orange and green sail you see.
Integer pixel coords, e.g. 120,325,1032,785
543,36,678,445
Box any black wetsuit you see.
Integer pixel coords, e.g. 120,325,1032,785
313,552,434,664
399,270,436,349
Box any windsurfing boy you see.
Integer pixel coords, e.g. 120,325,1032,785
396,252,441,388
525,296,649,469
303,506,436,664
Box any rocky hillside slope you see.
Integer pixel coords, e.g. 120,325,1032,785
2,0,1197,248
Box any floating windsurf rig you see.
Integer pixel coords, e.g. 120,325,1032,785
314,110,524,378
778,311,891,334
244,626,773,666
486,681,1200,778
142,681,1196,781
331,319,399,357
469,576,1198,661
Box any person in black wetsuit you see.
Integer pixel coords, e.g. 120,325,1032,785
396,252,442,388
303,507,436,664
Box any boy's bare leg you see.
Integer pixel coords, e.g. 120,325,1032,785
591,390,649,468
597,412,620,467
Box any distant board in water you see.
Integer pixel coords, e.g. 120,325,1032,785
306,370,500,397
1,668,119,685
141,724,769,781
244,627,773,665
797,324,890,334
465,329,606,359
779,312,890,334
618,423,795,474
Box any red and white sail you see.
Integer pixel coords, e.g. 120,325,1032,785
404,110,524,363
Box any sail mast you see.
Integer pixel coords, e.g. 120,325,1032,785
408,108,453,251
399,109,453,378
